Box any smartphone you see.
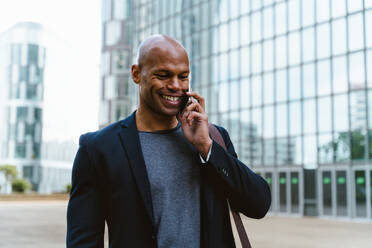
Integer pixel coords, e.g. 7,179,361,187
179,74,192,114
179,88,190,114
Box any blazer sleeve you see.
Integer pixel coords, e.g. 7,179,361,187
66,134,105,248
206,126,271,219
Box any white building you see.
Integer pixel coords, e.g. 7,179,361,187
0,22,75,193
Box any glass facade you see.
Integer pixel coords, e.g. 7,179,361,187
0,22,73,193
99,0,135,128
100,0,372,220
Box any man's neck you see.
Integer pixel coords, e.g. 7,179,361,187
136,107,178,132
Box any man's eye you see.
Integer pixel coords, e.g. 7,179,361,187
155,74,168,79
179,75,189,80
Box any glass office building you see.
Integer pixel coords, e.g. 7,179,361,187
101,0,372,220
0,22,75,193
100,0,136,128
0,22,45,190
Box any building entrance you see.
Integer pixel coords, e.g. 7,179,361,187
255,167,303,215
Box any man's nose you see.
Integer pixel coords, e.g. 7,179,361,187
167,77,182,91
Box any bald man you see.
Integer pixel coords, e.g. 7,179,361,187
67,35,271,248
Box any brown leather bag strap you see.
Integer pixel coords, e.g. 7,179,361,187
209,124,252,248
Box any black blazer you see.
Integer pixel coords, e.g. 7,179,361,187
66,112,271,248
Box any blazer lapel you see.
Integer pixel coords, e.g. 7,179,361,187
118,112,154,224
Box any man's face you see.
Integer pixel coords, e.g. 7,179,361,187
136,45,190,117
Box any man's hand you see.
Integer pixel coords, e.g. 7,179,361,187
177,92,212,159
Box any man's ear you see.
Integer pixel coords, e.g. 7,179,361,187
131,64,141,85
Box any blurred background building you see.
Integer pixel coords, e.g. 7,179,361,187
0,22,76,193
99,0,136,128
100,0,372,221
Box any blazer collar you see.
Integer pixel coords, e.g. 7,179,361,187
118,111,155,224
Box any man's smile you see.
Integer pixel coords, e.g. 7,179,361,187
161,95,181,102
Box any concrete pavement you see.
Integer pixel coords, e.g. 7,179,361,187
0,201,371,247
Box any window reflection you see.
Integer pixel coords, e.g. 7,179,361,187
240,0,250,15
303,28,315,62
252,12,262,42
366,0,372,8
264,73,274,105
350,90,367,131
318,97,332,133
276,36,287,69
317,23,330,59
302,0,314,27
289,0,300,31
220,53,228,81
316,0,330,22
317,60,331,96
263,7,274,39
252,108,263,165
349,52,365,88
348,14,364,51
333,94,349,132
252,76,262,106
368,91,372,130
240,46,250,77
318,134,333,164
240,78,250,109
219,23,229,53
331,0,346,18
219,82,229,112
289,101,302,136
276,104,288,137
252,0,262,10
230,20,240,50
230,49,239,79
289,66,301,100
252,107,262,136
275,2,286,35
276,69,287,103
264,106,274,138
230,80,239,110
366,10,372,48
368,50,372,87
332,18,347,55
303,99,316,134
252,43,262,74
230,0,239,19
289,32,300,65
333,56,348,93
348,0,363,13
240,16,250,46
263,138,275,165
263,39,274,71
303,63,315,98
303,135,317,167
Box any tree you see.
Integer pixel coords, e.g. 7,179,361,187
0,165,18,193
12,178,31,193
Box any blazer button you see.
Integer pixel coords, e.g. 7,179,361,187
152,234,156,240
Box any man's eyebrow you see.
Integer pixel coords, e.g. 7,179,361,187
153,69,171,74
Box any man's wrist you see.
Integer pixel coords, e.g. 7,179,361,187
197,138,213,160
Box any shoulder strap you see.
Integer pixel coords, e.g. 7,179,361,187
209,124,252,248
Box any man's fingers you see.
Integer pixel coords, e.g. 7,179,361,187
184,101,204,114
186,92,205,109
186,111,206,124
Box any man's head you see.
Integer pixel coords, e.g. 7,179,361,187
131,34,190,118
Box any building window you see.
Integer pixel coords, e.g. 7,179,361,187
15,143,26,158
106,21,121,46
112,50,130,74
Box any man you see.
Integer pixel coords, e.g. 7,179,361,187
67,35,271,248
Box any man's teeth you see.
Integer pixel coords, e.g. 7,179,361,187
162,95,180,101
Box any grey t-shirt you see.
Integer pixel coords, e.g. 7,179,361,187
138,124,200,248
